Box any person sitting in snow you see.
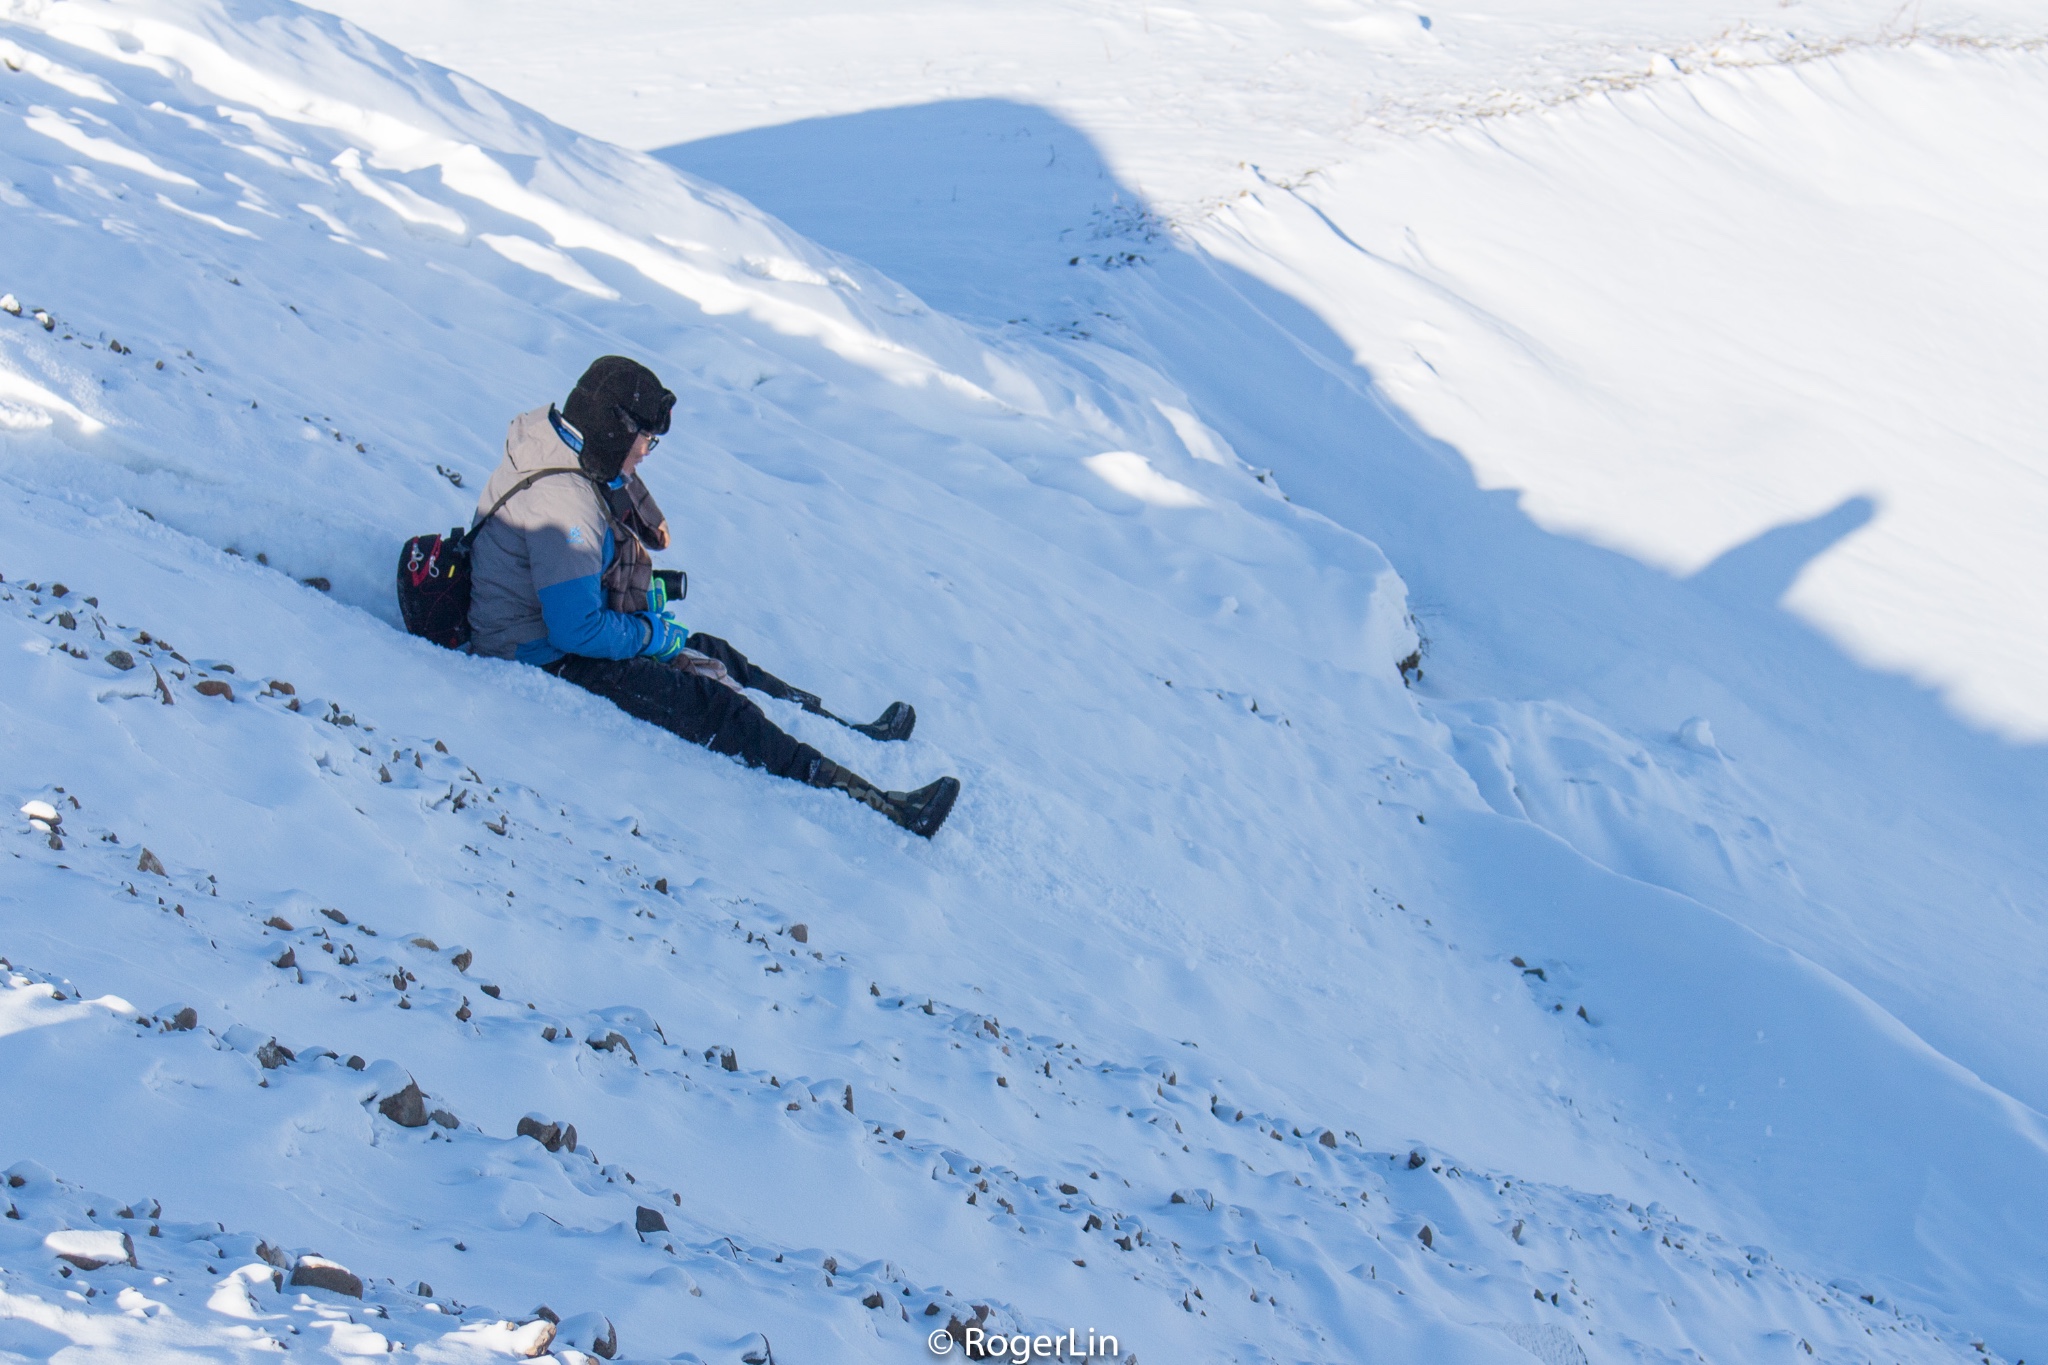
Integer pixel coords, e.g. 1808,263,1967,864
465,355,959,837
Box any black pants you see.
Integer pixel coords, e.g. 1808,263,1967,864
553,634,822,782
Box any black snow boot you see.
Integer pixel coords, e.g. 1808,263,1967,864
809,759,960,838
849,701,916,743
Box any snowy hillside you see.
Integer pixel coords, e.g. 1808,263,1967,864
3,1,2046,1362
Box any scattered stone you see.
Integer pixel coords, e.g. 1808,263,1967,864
652,877,667,894
302,577,331,593
532,1305,560,1324
479,983,500,998
0,294,16,315
49,583,66,597
843,1084,855,1114
55,610,76,630
635,1206,669,1235
255,1241,289,1268
273,947,296,970
290,1255,364,1298
720,1048,738,1072
346,1056,365,1071
429,1109,458,1129
541,1026,558,1042
450,948,472,972
1059,1183,1078,1195
1407,1150,1427,1170
862,1292,885,1309
20,799,60,827
455,999,471,1022
587,1031,634,1061
194,679,234,701
556,1313,617,1359
564,1124,578,1153
409,936,438,950
1418,1224,1435,1249
517,1115,565,1153
136,848,167,877
255,1040,295,1070
266,679,295,696
264,915,293,931
505,1319,555,1358
105,649,135,671
163,1007,198,1032
415,1281,433,1297
377,1081,428,1128
788,923,808,944
1319,1130,1338,1149
320,908,348,925
46,1230,137,1270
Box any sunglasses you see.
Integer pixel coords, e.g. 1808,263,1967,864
616,406,661,452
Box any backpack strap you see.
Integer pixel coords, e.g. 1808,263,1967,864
467,466,591,537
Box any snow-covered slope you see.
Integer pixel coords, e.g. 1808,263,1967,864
2,1,2045,1362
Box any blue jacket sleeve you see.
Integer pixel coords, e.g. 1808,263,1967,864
535,573,652,660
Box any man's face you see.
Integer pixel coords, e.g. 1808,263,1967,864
620,431,652,480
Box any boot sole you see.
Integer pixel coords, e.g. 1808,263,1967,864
896,776,959,838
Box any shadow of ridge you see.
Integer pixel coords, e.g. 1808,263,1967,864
654,100,1140,329
657,96,2048,1346
1690,494,1879,605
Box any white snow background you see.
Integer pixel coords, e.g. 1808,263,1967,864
2,0,2046,1361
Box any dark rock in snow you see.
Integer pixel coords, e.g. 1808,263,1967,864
346,1055,365,1071
273,948,296,970
255,1040,295,1070
635,1205,668,1234
320,908,348,925
863,1292,885,1309
194,679,234,701
410,937,438,950
105,650,135,671
265,916,293,931
290,1255,363,1298
163,1007,198,1032
450,949,472,972
587,1031,635,1061
517,1115,565,1152
377,1081,428,1128
1319,1130,1339,1148
557,1311,617,1358
429,1109,459,1129
720,1048,738,1072
136,848,167,877
788,923,808,944
1407,1150,1427,1170
47,1230,136,1270
1418,1224,1435,1249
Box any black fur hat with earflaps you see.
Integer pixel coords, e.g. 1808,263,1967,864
561,356,675,481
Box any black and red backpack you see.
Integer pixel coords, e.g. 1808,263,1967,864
396,468,583,649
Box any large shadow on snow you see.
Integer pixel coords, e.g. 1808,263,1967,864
655,99,2048,1073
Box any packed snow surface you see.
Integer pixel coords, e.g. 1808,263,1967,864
2,0,2046,1362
